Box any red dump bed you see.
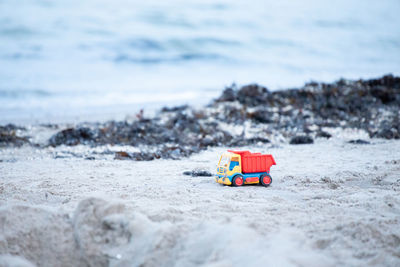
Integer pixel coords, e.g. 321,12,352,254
228,150,276,174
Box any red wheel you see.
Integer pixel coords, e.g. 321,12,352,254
260,174,272,187
232,175,244,186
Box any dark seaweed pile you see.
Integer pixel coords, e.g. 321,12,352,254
1,75,399,160
47,109,242,160
0,124,29,147
215,74,400,140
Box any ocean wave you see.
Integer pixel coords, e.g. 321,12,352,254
114,52,227,64
0,89,51,98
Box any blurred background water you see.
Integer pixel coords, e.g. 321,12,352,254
0,0,399,124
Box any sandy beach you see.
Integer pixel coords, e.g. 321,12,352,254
1,75,400,266
1,136,399,266
2,0,400,265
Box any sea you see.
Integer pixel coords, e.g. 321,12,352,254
0,0,399,124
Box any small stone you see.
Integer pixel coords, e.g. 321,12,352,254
183,169,213,177
114,151,132,160
316,131,332,139
374,128,399,140
161,105,189,112
348,139,370,144
49,127,95,146
289,136,314,145
246,137,271,144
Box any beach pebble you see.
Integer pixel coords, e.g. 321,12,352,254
289,136,314,145
348,139,370,144
183,169,213,177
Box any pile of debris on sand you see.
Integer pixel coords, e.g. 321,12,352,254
214,74,400,140
1,74,399,160
0,124,29,147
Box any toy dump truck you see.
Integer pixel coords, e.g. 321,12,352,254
215,150,276,186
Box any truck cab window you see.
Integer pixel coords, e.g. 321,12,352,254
229,161,239,171
220,156,229,166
